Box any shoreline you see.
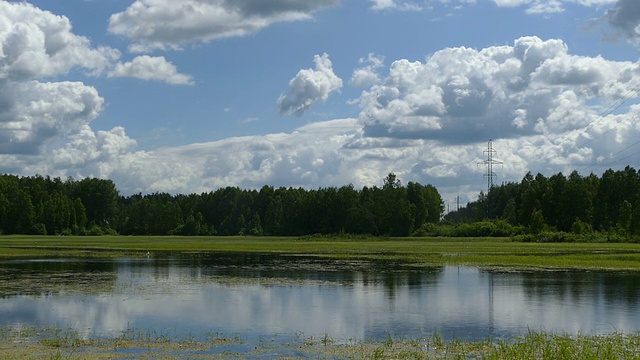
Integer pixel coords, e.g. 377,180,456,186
1,326,639,359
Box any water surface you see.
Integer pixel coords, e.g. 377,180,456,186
1,253,639,341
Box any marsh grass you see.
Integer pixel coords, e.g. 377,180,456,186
2,235,640,270
484,331,640,360
2,326,640,359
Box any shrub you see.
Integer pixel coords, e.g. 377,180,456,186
86,225,103,236
413,221,524,237
103,227,119,236
512,231,607,243
30,223,47,235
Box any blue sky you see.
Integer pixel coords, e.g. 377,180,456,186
2,0,640,206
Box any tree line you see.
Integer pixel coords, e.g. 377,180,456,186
0,173,443,237
446,166,640,240
9,167,640,240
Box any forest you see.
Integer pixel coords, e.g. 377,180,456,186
0,173,442,237
444,166,640,241
4,166,640,241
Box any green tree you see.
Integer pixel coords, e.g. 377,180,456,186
383,173,401,190
501,198,517,225
631,200,640,236
10,189,35,234
264,196,283,235
529,209,545,234
617,200,633,236
73,198,88,233
249,213,263,236
75,178,118,227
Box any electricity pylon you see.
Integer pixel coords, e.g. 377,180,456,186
478,139,503,218
478,139,503,193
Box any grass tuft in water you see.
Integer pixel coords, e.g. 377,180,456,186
2,326,640,359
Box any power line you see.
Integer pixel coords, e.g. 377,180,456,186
552,67,640,156
584,142,640,172
575,82,640,149
579,113,640,173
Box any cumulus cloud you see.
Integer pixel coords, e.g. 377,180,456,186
109,56,194,85
51,126,137,170
52,119,363,195
0,2,120,80
0,80,104,155
11,102,638,205
0,2,124,156
1,124,138,184
277,53,343,117
604,0,640,45
108,0,339,52
356,36,640,144
4,103,640,206
350,53,385,88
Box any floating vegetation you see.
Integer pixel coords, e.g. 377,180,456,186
0,270,116,297
1,327,640,359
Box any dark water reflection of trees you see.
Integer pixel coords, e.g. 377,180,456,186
515,270,640,306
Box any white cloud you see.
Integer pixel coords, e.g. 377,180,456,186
0,0,139,178
356,36,640,144
370,0,423,11
0,80,104,155
0,2,123,157
108,0,339,53
0,2,120,80
109,56,194,85
366,0,621,18
492,0,616,14
350,53,385,88
526,0,564,14
277,53,343,117
4,101,640,207
52,126,137,169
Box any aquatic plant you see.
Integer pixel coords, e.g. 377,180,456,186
2,326,640,359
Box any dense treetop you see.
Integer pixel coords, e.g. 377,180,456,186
6,167,640,240
0,173,443,237
446,166,640,240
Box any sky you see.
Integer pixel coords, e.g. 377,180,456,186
2,0,640,208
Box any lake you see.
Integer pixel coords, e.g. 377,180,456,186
1,252,639,342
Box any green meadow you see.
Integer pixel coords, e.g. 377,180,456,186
1,235,640,270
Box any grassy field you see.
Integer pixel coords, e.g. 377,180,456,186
1,235,640,270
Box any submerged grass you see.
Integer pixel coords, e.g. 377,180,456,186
1,326,640,359
1,235,640,270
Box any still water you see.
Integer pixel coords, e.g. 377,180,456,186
1,253,639,341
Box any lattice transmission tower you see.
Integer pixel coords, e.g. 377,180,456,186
478,139,503,195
